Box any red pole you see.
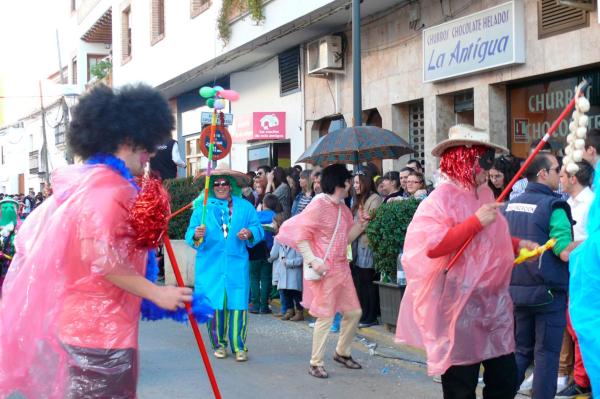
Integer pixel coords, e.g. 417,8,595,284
169,202,193,220
444,80,589,273
163,236,222,399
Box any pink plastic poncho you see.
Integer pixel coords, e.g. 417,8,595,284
395,181,515,376
0,164,147,398
276,194,361,318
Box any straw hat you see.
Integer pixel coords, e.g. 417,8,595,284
195,162,250,188
431,124,509,157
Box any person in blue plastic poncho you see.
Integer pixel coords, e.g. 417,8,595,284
567,157,600,395
186,166,264,362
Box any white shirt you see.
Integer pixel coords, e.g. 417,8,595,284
172,142,186,168
567,186,595,241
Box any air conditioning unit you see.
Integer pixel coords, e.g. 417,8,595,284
307,35,344,75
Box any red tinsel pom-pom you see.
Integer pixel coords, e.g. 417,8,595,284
130,176,171,248
440,145,487,189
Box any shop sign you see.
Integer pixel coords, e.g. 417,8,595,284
253,112,286,140
509,73,598,159
423,0,525,82
201,112,233,126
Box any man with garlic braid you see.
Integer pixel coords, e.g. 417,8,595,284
396,124,538,398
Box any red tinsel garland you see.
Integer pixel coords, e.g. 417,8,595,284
439,145,487,189
130,176,171,248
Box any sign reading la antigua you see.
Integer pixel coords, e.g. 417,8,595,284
423,0,525,82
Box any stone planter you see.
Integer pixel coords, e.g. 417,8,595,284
164,240,196,287
374,281,404,330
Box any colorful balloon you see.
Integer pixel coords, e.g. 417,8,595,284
213,86,224,93
199,86,216,99
217,89,240,101
206,98,215,108
214,99,226,110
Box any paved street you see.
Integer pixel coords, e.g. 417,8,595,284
138,314,441,399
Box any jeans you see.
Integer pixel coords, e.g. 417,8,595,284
250,259,272,312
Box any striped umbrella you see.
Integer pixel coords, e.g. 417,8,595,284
296,126,414,166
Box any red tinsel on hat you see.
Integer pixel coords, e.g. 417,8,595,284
129,176,171,248
440,145,487,189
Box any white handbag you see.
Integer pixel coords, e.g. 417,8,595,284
303,205,342,281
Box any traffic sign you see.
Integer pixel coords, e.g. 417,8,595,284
201,112,233,126
199,126,232,160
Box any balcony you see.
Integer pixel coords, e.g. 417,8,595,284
29,151,40,174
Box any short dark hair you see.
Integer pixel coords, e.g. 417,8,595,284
67,84,174,160
525,153,553,182
407,159,423,171
585,128,600,154
263,193,283,212
321,164,352,194
569,160,595,187
293,165,303,173
257,165,272,174
408,170,425,184
382,171,400,188
399,167,413,174
530,139,552,152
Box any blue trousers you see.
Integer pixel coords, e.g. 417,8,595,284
514,292,567,399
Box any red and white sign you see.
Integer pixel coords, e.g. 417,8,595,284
253,112,286,140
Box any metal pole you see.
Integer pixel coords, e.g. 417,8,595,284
38,81,50,184
352,0,362,127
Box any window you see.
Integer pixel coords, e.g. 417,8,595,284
190,0,210,18
151,0,165,44
454,90,474,125
318,116,346,137
279,47,300,96
538,0,588,39
72,58,77,84
121,6,132,62
55,125,66,146
87,54,105,82
409,101,425,166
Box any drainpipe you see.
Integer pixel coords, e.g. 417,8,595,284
352,0,362,127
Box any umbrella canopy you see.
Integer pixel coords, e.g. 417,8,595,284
296,126,414,166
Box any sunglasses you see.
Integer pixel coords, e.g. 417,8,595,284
213,181,230,187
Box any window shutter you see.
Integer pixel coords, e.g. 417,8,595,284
538,0,588,39
279,47,300,96
190,0,210,18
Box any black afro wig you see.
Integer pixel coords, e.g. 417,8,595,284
67,84,174,160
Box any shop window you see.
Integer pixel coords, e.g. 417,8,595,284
409,101,425,167
538,0,588,39
121,5,132,63
279,47,301,96
509,69,599,159
248,144,270,172
454,90,474,125
190,0,210,18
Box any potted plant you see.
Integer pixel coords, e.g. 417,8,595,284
163,176,203,287
366,198,421,329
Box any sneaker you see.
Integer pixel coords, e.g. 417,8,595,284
235,351,248,362
557,375,569,393
213,347,227,359
358,321,378,328
556,383,591,399
432,375,442,383
518,373,533,396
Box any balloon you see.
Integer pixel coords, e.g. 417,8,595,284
213,86,224,93
214,99,226,110
217,89,240,101
206,98,215,108
199,86,216,99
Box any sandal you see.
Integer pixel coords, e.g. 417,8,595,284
308,365,329,379
333,352,362,369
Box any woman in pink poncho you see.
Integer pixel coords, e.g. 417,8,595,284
0,85,193,398
396,125,537,398
276,164,368,379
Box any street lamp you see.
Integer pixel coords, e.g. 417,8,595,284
59,84,80,164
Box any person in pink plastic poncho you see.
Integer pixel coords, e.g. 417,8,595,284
276,164,369,379
395,125,537,398
0,84,193,398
